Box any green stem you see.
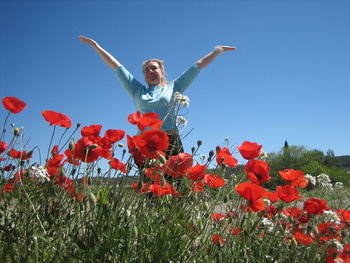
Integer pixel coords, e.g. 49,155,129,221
46,125,56,161
0,111,11,142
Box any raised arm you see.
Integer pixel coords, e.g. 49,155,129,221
79,35,121,70
195,46,237,69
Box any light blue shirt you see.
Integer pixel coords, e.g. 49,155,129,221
115,64,201,130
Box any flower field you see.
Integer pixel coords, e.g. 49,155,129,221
1,96,349,262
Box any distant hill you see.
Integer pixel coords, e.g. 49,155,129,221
336,155,350,173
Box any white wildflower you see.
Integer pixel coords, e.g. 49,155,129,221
334,182,343,189
323,210,341,225
176,115,188,126
326,239,344,252
317,173,331,184
317,173,333,188
174,92,190,107
257,150,268,161
261,218,275,232
305,174,316,186
28,166,50,183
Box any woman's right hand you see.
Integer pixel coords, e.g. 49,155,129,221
79,35,98,48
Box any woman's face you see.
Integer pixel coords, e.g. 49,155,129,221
143,61,164,87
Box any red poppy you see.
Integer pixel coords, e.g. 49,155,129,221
303,198,329,215
127,135,146,166
212,235,225,245
108,158,126,173
318,222,341,242
229,227,241,236
3,183,16,193
237,141,262,160
268,191,279,203
41,110,72,128
293,231,314,245
190,181,204,192
236,182,268,212
51,145,59,155
131,181,150,193
216,146,238,167
145,164,163,184
327,245,350,263
2,164,14,171
47,153,64,167
63,149,80,166
0,141,8,154
2,96,27,114
128,111,162,131
235,182,268,202
7,148,32,160
264,204,278,218
283,207,303,219
54,175,74,195
163,153,193,178
212,213,226,223
278,169,308,188
338,209,350,224
149,182,177,197
204,174,225,188
138,129,169,158
73,137,102,163
81,124,102,137
244,159,271,185
104,129,125,144
128,111,141,125
186,164,206,181
276,185,303,203
46,152,64,177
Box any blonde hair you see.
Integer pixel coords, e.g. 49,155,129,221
142,58,168,86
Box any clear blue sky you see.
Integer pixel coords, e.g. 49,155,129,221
1,0,349,166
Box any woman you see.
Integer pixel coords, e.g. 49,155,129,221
79,35,236,159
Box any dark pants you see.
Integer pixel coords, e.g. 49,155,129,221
164,131,184,158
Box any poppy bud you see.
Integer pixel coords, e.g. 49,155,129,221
14,128,21,136
76,123,81,128
123,149,126,155
157,152,166,164
97,168,101,175
216,145,221,152
118,143,124,148
223,196,228,203
69,139,75,151
191,146,196,154
209,150,214,158
71,168,76,176
197,140,202,147
88,144,98,150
